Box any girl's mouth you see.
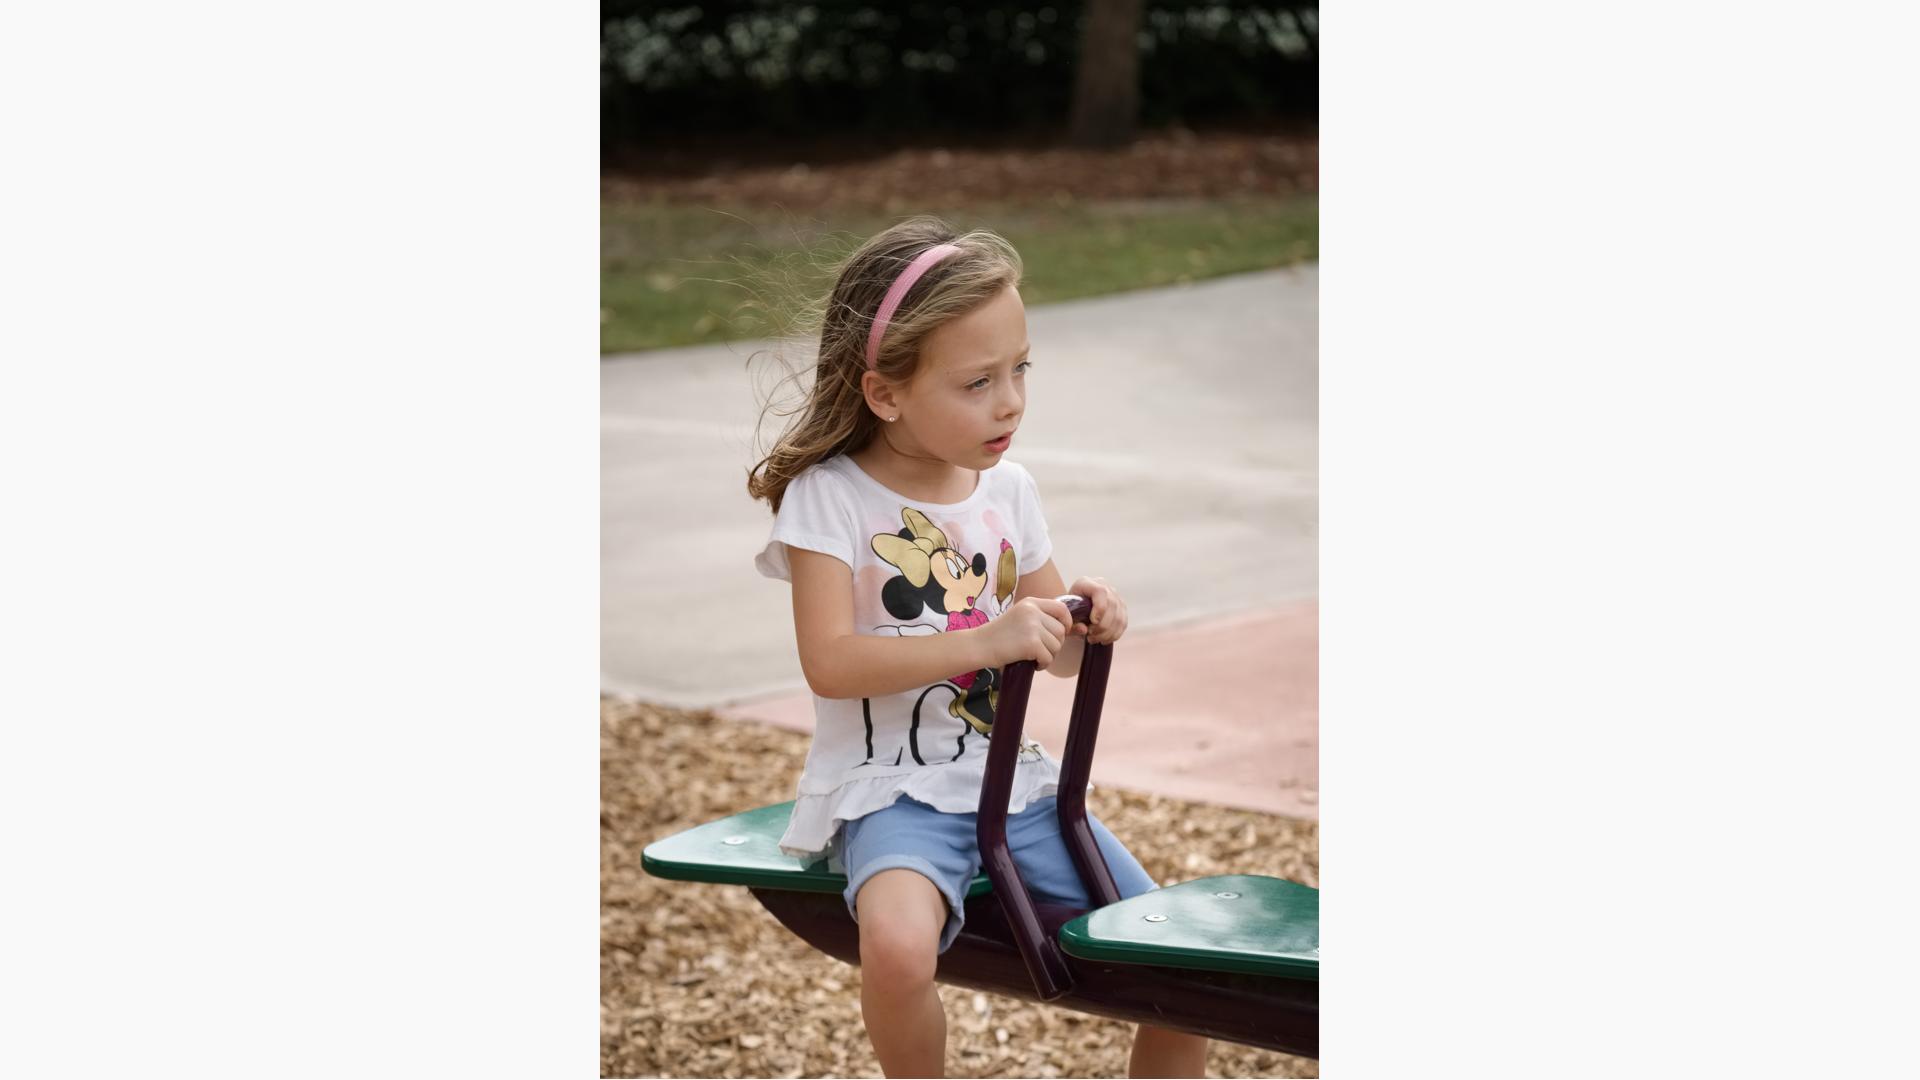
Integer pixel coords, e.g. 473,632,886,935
985,433,1012,453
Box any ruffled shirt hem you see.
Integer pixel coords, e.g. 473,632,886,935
777,754,1091,865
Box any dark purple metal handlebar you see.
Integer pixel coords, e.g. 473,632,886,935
974,593,1119,1001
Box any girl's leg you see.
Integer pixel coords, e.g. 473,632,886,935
855,868,952,1078
1128,1024,1209,1078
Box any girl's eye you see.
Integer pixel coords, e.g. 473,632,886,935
969,362,1030,391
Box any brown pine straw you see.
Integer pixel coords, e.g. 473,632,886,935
602,697,1319,1079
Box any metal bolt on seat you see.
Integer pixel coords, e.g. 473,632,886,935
722,836,748,846
1143,913,1168,923
1214,891,1241,899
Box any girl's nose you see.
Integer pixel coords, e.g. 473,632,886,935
996,384,1023,420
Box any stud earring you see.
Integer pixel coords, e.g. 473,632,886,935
885,415,898,422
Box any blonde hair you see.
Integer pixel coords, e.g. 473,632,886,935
747,216,1024,513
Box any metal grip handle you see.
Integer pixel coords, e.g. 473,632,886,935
1058,594,1093,624
974,591,1118,1002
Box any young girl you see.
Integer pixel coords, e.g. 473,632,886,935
748,217,1209,1078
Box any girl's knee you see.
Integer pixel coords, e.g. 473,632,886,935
855,870,948,988
858,915,941,988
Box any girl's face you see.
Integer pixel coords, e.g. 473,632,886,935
894,284,1032,470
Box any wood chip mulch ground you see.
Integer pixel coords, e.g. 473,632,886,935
602,697,1319,1079
602,129,1317,212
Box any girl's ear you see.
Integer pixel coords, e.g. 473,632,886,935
861,370,903,422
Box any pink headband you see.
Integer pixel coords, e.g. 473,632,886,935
866,243,961,370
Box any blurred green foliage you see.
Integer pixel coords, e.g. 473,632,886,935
602,2,1316,157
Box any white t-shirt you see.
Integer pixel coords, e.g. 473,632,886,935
755,454,1077,862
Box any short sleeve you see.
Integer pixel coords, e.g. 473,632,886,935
754,466,858,581
1010,462,1054,575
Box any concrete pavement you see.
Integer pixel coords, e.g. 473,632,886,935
602,266,1318,816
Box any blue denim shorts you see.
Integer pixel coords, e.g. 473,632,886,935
839,794,1161,955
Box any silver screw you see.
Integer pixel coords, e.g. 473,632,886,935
1214,891,1241,899
1143,913,1168,923
722,836,748,846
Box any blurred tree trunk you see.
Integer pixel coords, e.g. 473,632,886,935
1067,0,1146,147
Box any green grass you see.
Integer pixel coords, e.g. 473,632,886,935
600,196,1317,354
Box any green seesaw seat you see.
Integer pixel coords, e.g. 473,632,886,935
641,801,1318,982
640,799,993,899
1058,874,1318,979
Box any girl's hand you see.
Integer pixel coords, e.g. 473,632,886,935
1067,577,1128,644
979,596,1072,670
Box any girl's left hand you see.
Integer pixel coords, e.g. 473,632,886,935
1067,577,1128,644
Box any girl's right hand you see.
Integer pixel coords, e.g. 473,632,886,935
979,597,1072,670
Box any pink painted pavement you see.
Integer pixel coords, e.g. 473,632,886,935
715,600,1319,821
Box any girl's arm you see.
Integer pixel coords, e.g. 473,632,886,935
1013,560,1129,679
790,547,1069,699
